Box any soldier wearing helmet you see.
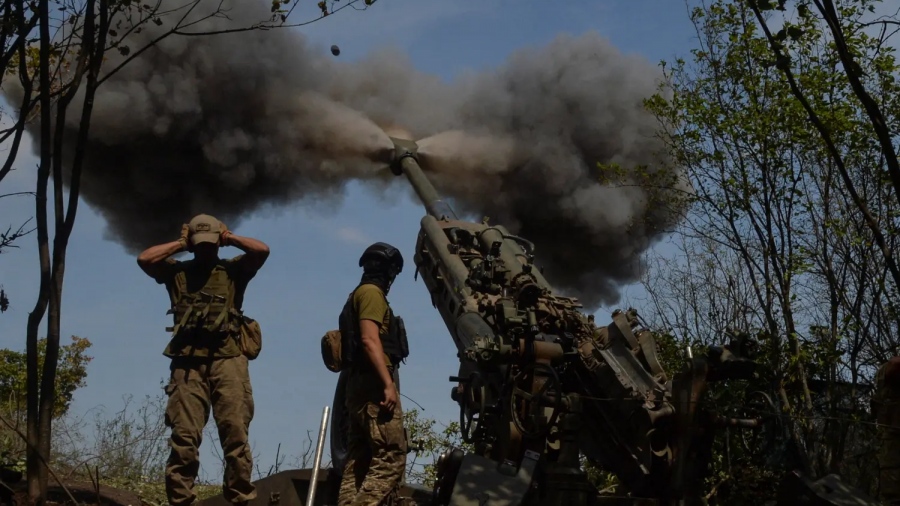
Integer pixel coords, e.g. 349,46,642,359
136,214,270,506
337,242,410,506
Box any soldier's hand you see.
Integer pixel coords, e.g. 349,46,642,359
219,222,232,246
179,223,192,252
381,384,399,412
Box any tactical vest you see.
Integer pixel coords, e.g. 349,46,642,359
337,284,409,368
166,261,241,338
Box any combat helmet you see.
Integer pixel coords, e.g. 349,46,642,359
359,242,403,278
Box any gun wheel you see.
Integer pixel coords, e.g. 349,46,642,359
432,448,465,506
508,362,563,439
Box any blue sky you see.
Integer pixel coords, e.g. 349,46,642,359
0,0,700,482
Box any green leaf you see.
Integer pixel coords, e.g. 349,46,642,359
787,26,804,40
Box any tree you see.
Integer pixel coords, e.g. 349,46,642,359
0,336,91,474
0,336,92,421
636,0,899,499
746,0,900,245
401,409,472,488
0,1,381,503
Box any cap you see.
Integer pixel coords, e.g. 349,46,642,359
188,214,221,245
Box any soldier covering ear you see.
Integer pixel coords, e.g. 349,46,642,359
136,214,270,506
178,224,192,252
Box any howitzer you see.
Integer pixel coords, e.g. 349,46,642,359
384,138,880,506
387,138,770,505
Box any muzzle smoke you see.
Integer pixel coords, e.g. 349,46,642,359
5,0,687,310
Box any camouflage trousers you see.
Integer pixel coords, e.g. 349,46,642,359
164,355,256,506
338,366,407,506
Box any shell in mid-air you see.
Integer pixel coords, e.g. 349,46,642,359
331,44,340,56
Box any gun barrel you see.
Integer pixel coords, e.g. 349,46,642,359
389,137,457,220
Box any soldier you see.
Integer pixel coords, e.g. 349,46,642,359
874,355,900,506
337,242,409,506
137,214,269,506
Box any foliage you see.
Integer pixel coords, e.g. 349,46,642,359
631,0,899,501
48,389,233,506
0,336,92,419
2,362,317,506
0,336,92,476
402,408,472,489
0,344,231,504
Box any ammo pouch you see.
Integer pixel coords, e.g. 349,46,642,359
238,314,262,360
381,312,409,367
321,329,343,372
393,315,409,365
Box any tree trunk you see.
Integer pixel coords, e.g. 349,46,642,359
28,0,103,501
25,0,52,501
26,0,52,506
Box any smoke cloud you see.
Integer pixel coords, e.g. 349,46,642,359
5,0,687,310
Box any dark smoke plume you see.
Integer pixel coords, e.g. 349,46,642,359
4,0,688,310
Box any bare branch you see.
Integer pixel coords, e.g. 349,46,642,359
0,217,35,252
97,0,374,86
0,191,36,199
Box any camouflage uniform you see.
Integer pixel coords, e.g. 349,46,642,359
146,215,265,506
164,355,255,505
337,284,408,506
874,357,900,505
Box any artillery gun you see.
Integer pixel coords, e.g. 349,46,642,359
383,138,763,505
379,138,878,506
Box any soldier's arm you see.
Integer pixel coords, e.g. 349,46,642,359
137,241,184,280
360,320,394,388
355,286,394,390
222,230,269,274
